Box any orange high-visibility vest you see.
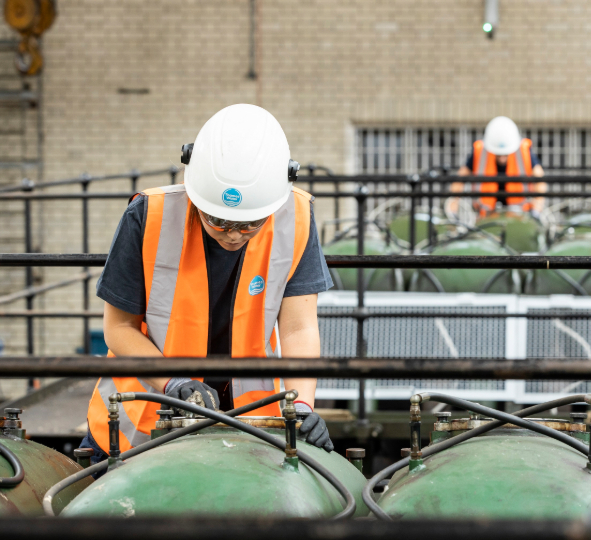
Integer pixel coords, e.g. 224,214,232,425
472,138,533,214
87,184,312,453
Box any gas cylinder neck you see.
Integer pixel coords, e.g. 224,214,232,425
107,394,125,472
409,395,425,473
282,390,299,472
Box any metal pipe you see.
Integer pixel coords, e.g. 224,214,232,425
107,394,123,471
130,169,139,192
0,168,175,193
409,394,423,470
294,173,591,184
308,190,591,199
317,311,591,319
355,186,368,422
0,271,100,306
409,175,419,252
1,356,591,378
81,178,90,355
4,189,591,201
0,192,135,200
5,516,591,540
246,0,257,79
0,171,587,192
2,309,591,320
428,180,434,246
24,197,34,390
282,391,298,470
4,253,591,269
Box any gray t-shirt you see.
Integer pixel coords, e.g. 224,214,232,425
96,195,332,355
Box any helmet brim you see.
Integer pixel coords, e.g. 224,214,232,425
185,181,293,222
483,140,521,156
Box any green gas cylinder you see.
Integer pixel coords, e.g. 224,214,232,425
378,417,591,520
525,239,591,295
525,216,591,295
323,238,403,291
62,418,369,518
0,434,92,516
476,210,545,253
389,213,434,245
409,237,521,294
566,214,591,235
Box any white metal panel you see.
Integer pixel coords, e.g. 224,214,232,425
317,291,591,403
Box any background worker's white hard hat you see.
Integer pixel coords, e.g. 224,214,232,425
184,104,293,222
483,116,522,156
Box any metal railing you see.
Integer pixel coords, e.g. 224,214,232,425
0,515,586,539
0,355,588,379
2,170,591,410
0,167,178,368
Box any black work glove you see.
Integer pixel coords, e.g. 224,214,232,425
299,413,334,453
164,379,220,414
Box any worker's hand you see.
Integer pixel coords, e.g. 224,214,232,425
164,379,220,414
299,412,334,453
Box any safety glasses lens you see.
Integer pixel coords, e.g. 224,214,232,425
200,210,267,233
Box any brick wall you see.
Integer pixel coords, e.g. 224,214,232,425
1,0,591,368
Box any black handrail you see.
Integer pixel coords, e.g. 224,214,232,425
2,253,591,269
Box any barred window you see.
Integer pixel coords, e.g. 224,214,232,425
356,127,591,174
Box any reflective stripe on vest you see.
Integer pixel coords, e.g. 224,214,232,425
473,139,533,212
96,377,152,447
87,185,311,453
145,185,189,351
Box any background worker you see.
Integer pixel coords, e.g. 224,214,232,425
80,104,335,467
454,116,547,216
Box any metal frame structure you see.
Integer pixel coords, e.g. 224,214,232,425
0,167,178,359
1,172,591,414
0,515,587,539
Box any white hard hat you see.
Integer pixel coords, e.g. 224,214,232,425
183,104,296,221
483,116,522,156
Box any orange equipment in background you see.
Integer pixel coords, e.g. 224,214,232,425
3,0,56,75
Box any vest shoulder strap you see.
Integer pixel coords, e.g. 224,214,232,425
292,186,313,202
142,184,186,196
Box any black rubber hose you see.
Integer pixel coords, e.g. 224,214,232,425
0,440,25,486
44,390,356,520
362,393,591,521
130,393,356,520
418,392,588,455
43,390,292,516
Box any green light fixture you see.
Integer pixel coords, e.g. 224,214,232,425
483,0,498,39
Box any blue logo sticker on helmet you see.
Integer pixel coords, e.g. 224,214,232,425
222,188,242,207
249,276,265,296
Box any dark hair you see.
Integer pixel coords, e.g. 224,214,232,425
189,203,199,232
178,168,200,231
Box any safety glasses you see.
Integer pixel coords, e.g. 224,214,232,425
198,209,268,234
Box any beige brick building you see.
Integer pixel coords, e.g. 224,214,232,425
1,0,591,391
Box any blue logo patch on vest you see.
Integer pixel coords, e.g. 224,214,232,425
222,188,242,207
249,276,265,296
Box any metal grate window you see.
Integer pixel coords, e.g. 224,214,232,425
356,127,591,174
316,291,591,402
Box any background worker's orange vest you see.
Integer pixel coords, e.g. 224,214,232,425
472,138,533,213
87,184,312,453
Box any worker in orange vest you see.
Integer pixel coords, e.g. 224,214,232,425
454,117,546,217
79,105,335,469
